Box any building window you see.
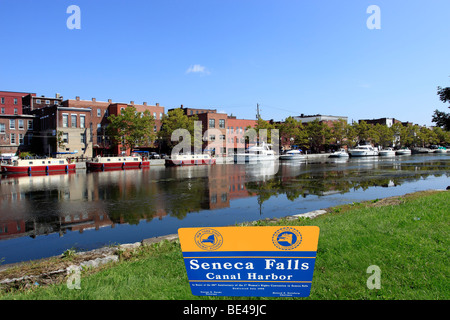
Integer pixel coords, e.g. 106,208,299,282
97,109,101,117
10,133,16,144
209,119,215,128
80,115,85,128
153,125,157,133
210,135,216,141
19,134,24,145
219,135,225,141
62,133,69,144
13,98,18,105
0,98,4,104
54,100,59,105
9,119,15,129
160,113,163,119
35,99,41,104
28,120,33,130
45,100,50,105
219,119,225,128
1,108,4,114
14,108,18,115
18,119,24,130
62,114,68,127
0,123,5,133
71,115,77,127
153,112,157,119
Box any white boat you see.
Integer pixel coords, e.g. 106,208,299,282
435,147,447,153
348,144,379,157
379,147,396,157
280,149,306,160
234,143,276,163
329,148,349,158
395,148,411,156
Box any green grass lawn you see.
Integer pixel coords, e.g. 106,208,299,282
1,190,449,300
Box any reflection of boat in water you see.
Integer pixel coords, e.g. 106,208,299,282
165,153,216,166
348,144,379,157
329,148,349,158
280,149,306,161
1,158,75,174
87,155,150,170
379,148,396,157
412,147,431,154
245,160,278,179
396,148,411,156
234,143,276,163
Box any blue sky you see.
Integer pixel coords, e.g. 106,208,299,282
1,0,449,125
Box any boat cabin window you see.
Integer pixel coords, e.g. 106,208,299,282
133,158,138,161
107,159,111,161
59,160,64,164
42,161,45,164
29,161,33,165
118,158,121,161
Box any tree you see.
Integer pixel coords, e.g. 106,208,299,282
254,117,276,144
432,85,450,130
277,116,308,149
106,106,156,154
159,108,198,150
306,119,331,153
330,119,347,147
373,124,394,148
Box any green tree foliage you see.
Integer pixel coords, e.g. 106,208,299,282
159,108,198,150
106,106,156,154
277,116,308,149
432,86,450,130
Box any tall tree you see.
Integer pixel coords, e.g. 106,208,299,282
432,85,450,130
159,108,198,150
106,106,155,154
277,116,308,149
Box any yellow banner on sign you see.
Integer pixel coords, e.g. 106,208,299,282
178,226,320,252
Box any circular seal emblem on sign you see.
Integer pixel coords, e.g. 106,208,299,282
272,227,302,250
194,228,223,251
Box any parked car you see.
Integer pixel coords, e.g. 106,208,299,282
149,152,161,159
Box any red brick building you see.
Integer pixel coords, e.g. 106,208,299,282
169,105,258,155
0,91,37,156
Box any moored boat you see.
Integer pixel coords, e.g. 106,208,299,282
329,148,349,158
435,146,447,153
234,143,276,163
87,155,150,170
1,158,75,174
165,153,216,166
348,144,379,157
379,147,396,157
280,149,306,160
395,148,411,156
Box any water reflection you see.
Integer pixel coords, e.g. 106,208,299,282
0,154,448,263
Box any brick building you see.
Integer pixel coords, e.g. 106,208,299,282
169,105,258,155
0,91,37,157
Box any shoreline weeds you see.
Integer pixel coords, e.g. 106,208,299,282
0,189,447,292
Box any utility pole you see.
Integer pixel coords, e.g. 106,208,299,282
256,103,260,120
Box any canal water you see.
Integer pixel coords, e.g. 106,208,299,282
1,154,449,265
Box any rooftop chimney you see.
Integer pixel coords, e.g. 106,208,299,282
156,103,159,107
143,102,147,106
76,96,80,101
92,98,96,102
130,101,134,105
108,99,112,103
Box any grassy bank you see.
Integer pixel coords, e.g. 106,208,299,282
1,190,448,300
